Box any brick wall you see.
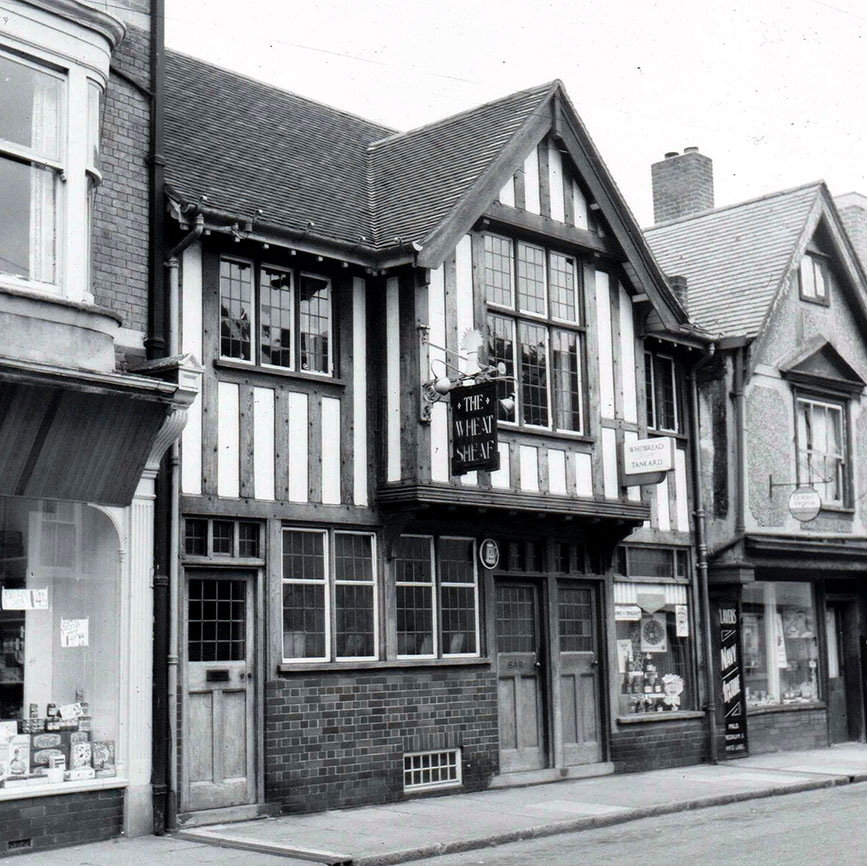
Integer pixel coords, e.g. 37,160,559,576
0,788,123,855
91,24,151,336
610,717,708,773
745,708,828,755
265,668,499,813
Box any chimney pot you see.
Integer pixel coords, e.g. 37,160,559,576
664,151,679,159
684,146,699,153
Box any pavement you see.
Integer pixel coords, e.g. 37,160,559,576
6,743,867,866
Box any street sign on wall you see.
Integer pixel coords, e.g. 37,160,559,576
450,381,500,475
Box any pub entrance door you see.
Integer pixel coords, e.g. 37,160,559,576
181,571,257,812
826,600,863,744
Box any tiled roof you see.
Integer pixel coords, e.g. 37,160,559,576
368,82,557,246
164,51,393,245
645,183,821,337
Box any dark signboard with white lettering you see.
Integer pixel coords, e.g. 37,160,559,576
719,605,749,756
450,381,500,476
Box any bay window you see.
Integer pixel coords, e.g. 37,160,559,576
220,258,333,375
485,234,586,433
796,395,848,507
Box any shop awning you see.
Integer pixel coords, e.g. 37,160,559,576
0,357,198,507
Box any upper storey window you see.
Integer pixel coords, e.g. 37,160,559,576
799,254,830,305
219,257,333,375
645,352,682,433
796,395,848,507
0,52,63,287
484,234,586,434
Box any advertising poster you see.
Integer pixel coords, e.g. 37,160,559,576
719,605,748,756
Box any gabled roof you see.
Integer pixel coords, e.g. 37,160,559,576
645,183,823,338
779,337,865,394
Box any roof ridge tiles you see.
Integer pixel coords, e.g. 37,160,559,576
645,180,825,232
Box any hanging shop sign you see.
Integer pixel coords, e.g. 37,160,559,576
788,486,822,523
451,381,500,475
479,539,500,570
719,605,748,756
621,436,675,487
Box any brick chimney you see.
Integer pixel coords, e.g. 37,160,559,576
651,147,714,224
668,274,689,314
835,192,867,274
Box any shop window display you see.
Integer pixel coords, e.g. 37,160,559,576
742,581,819,708
614,581,694,715
0,497,119,790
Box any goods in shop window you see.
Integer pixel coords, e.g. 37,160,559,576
640,613,668,653
91,740,115,777
70,741,92,770
662,673,684,709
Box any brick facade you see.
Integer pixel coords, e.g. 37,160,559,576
0,788,123,855
745,708,829,755
264,668,499,813
91,24,151,338
610,717,708,773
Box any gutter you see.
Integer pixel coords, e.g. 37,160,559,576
687,341,719,764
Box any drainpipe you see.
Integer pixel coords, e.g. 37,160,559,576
688,342,718,764
162,213,204,828
732,345,746,537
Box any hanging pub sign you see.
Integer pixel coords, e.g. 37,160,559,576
450,381,500,475
719,605,748,756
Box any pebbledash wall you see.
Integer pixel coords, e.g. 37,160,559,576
265,669,499,812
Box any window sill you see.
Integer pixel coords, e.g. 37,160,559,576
498,423,594,446
278,657,492,674
747,701,826,716
616,710,704,725
646,428,687,441
214,358,345,387
0,776,125,801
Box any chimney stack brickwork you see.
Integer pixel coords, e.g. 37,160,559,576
651,148,714,224
836,193,867,275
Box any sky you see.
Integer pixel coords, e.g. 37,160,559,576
164,0,867,227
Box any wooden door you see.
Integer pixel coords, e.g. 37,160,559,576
496,582,546,773
557,583,602,765
183,573,256,811
827,602,863,744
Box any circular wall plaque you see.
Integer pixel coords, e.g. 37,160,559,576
479,538,500,570
788,486,822,522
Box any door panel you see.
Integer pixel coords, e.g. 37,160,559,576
827,606,848,744
183,574,256,812
558,584,602,766
496,582,545,773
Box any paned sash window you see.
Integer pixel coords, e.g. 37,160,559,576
796,396,848,506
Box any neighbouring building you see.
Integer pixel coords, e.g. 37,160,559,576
162,53,718,826
648,152,867,756
0,0,197,854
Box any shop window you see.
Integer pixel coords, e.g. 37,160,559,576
282,528,378,662
645,352,681,433
0,497,120,788
183,518,261,559
742,581,819,708
484,235,586,434
219,258,333,375
614,545,695,716
796,395,849,507
394,535,479,659
799,254,830,304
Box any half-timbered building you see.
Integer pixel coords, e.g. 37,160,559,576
163,56,710,823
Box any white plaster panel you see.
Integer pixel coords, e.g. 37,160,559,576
675,447,690,532
498,176,516,207
321,396,341,505
216,381,239,498
519,444,540,492
252,387,275,500
624,430,641,502
548,448,567,495
602,426,618,499
491,441,511,489
386,277,401,482
287,391,309,502
523,146,541,215
181,241,203,361
574,451,593,497
595,270,615,418
548,140,565,223
656,475,671,532
572,179,588,229
455,235,477,373
619,283,637,423
181,388,202,496
352,277,368,505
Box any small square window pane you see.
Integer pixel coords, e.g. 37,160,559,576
260,268,293,367
516,243,546,314
212,521,234,555
299,275,331,373
184,519,207,556
220,260,253,360
484,235,513,307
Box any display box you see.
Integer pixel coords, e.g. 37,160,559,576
69,741,91,770
31,746,67,773
4,735,30,780
91,741,115,777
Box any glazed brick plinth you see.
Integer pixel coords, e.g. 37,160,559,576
265,668,499,813
611,717,708,773
745,707,828,755
0,788,123,854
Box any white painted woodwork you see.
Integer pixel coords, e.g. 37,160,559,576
523,146,541,215
461,470,478,486
595,271,615,419
601,427,618,499
321,396,341,505
386,277,401,482
619,283,637,423
656,475,671,532
574,452,593,497
181,241,203,360
252,387,275,501
217,382,240,498
548,141,565,223
491,441,511,488
352,277,369,505
572,179,588,230
519,444,540,492
428,265,449,483
675,447,690,532
623,431,641,502
287,391,309,502
181,386,202,495
498,176,516,207
548,448,567,495
455,235,477,373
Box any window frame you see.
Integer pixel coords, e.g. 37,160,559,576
395,533,438,660
645,351,681,434
484,233,587,435
281,526,379,664
799,253,831,306
218,255,334,377
794,392,850,508
438,535,481,659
